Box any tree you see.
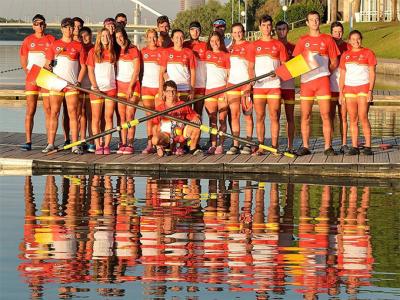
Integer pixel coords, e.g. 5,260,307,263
392,0,398,21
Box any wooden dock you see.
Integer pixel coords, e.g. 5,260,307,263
1,132,399,179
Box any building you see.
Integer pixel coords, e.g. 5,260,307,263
333,0,399,22
179,0,205,12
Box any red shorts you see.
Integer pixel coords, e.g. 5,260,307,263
343,84,369,98
25,80,50,97
253,88,281,101
300,76,331,101
117,80,140,99
49,87,79,97
141,86,159,101
226,82,248,96
89,89,117,103
194,87,206,98
205,86,225,102
281,89,295,105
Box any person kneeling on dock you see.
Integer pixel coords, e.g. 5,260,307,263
152,80,202,157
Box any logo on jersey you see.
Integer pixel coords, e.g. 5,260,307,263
256,47,262,52
345,55,350,60
30,43,35,48
169,54,174,59
144,53,149,59
207,54,211,59
56,46,63,52
305,42,310,48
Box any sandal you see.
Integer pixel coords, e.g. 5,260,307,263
156,146,164,157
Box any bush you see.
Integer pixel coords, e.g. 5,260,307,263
274,0,325,27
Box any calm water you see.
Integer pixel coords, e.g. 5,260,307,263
0,175,399,299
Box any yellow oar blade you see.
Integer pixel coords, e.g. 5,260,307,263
276,51,320,81
27,64,68,91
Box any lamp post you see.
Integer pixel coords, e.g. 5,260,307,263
282,5,288,22
241,10,246,30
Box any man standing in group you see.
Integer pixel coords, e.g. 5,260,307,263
115,13,127,28
212,18,232,48
156,15,173,48
293,11,339,156
20,14,55,151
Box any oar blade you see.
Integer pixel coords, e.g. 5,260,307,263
276,51,320,81
27,65,68,91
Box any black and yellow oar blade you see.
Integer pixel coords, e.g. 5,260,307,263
27,64,68,91
276,51,320,81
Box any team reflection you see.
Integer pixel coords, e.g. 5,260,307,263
19,176,374,298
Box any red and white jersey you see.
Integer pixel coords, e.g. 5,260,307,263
46,39,86,84
160,48,196,91
228,41,252,85
249,39,288,89
81,43,94,88
330,41,350,92
20,34,55,71
86,48,116,91
141,47,162,88
116,45,140,83
340,48,377,86
280,41,296,90
184,40,207,89
293,33,339,83
205,50,230,90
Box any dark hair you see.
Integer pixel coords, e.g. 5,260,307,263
171,29,184,39
163,80,177,91
349,29,363,40
79,26,92,36
330,21,343,33
231,22,245,33
157,15,170,26
32,14,45,23
307,10,320,21
207,31,228,53
275,20,289,30
61,17,74,28
189,21,201,30
259,14,273,25
115,13,127,20
115,26,131,54
72,17,84,26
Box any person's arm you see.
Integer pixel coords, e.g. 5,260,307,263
329,56,339,73
77,63,86,85
338,67,346,105
20,55,28,74
87,66,98,90
328,37,340,72
159,65,166,97
188,51,196,100
368,65,376,103
128,57,140,97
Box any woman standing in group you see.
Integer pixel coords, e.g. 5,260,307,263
86,28,117,155
140,29,162,154
339,30,376,156
115,26,140,154
44,18,86,154
204,31,230,155
225,23,254,155
159,29,196,102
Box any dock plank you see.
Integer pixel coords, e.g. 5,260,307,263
374,152,390,163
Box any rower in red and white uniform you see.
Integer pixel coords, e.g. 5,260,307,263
183,21,207,117
248,15,288,155
204,31,230,155
140,29,162,154
159,29,196,101
115,26,141,155
293,11,339,156
44,18,86,154
19,14,55,151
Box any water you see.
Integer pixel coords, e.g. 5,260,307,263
0,175,399,299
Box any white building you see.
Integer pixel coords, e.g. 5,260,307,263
179,0,205,11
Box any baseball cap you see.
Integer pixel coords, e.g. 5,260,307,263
189,21,201,30
32,14,46,23
213,18,226,27
103,17,116,25
61,17,74,28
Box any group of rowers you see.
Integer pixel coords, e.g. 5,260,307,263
19,10,377,157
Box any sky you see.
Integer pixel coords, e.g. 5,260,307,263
0,0,183,24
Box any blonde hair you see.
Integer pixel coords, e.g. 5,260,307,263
145,28,158,38
94,28,116,63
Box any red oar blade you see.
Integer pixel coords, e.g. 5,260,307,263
276,51,320,81
27,65,68,91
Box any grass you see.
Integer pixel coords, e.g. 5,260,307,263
287,22,400,59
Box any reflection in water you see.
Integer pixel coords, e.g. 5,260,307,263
17,175,399,299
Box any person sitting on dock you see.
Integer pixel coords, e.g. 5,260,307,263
151,80,202,157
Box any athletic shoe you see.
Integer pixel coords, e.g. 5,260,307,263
339,145,349,154
240,145,252,155
20,142,32,151
103,146,111,155
42,144,56,153
215,145,224,154
117,145,126,154
63,139,71,147
122,146,134,155
189,148,203,155
95,147,104,155
296,147,311,156
142,145,156,154
72,146,83,155
346,147,360,156
362,147,373,156
324,146,336,156
87,144,96,153
226,146,240,155
207,146,216,155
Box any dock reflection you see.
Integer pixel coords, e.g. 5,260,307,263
18,175,377,298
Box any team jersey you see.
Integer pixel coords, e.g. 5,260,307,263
339,48,377,86
46,39,86,85
248,39,288,89
141,47,162,88
183,40,207,89
293,33,339,83
228,41,252,85
152,100,198,126
116,45,140,83
330,41,350,92
205,50,230,90
86,48,116,91
20,34,55,71
280,41,296,90
160,48,196,91
81,43,94,88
